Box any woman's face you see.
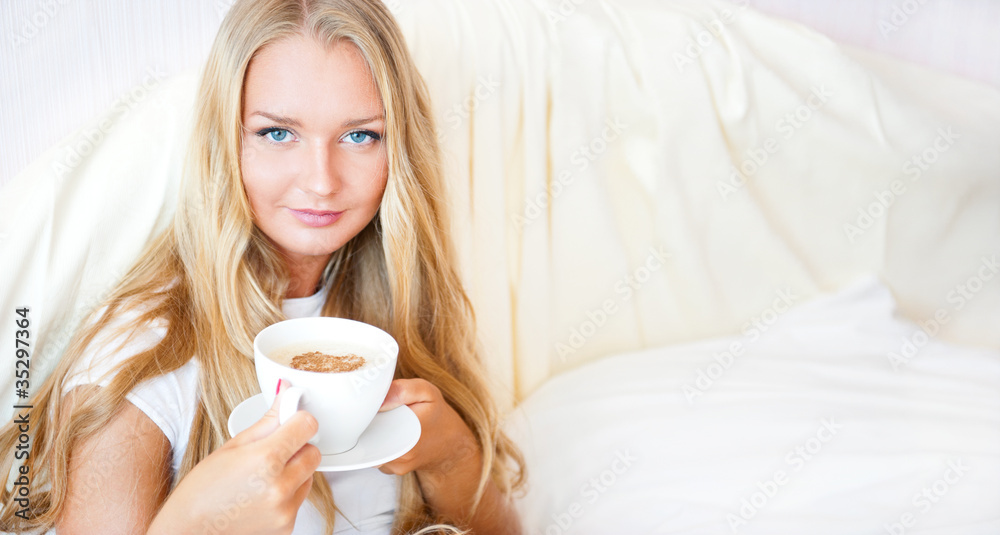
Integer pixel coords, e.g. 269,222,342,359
241,35,388,271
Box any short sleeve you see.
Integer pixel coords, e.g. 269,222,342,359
61,306,200,470
124,359,200,466
61,306,167,394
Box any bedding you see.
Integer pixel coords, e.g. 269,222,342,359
3,0,999,415
1,1,999,533
2,16,1000,530
3,1,1000,415
505,276,1000,533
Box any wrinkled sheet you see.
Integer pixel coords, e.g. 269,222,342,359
506,276,1000,533
399,0,1000,400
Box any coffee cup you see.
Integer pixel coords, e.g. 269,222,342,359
254,317,398,454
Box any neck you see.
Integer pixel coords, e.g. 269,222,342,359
283,253,331,298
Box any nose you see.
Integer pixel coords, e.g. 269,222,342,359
300,141,342,197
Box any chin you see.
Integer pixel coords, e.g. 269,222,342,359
270,220,369,259
286,235,351,257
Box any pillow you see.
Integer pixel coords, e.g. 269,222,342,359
0,72,198,419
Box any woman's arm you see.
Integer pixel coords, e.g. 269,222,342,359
417,440,522,535
57,383,321,534
377,379,523,534
148,381,322,535
57,386,173,534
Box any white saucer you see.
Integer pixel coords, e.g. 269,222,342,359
227,394,421,472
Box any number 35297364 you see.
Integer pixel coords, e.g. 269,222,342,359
14,307,30,398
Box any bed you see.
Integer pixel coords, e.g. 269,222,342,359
2,0,999,533
507,276,1000,533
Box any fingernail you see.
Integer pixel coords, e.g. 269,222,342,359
275,379,285,395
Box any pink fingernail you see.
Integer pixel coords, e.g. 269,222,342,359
275,379,284,395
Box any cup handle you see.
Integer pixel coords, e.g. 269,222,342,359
277,385,319,446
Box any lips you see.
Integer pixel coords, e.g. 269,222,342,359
288,208,343,227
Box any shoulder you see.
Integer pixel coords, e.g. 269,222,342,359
63,278,185,390
61,301,171,395
60,280,202,459
126,356,200,467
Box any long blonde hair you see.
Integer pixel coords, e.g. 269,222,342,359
0,0,525,533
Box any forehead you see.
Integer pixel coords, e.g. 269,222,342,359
242,34,383,121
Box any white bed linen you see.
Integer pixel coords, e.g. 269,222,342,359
506,275,1000,534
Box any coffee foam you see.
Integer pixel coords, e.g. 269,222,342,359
269,340,377,372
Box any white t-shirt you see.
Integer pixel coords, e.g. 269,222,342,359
59,285,399,534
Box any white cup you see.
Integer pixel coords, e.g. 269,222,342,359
254,317,398,454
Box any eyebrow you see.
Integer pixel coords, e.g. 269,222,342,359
250,111,384,128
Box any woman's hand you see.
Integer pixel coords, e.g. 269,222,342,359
376,378,480,477
377,378,522,534
148,381,322,535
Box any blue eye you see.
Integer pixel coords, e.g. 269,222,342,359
255,127,293,144
345,130,381,144
266,129,290,142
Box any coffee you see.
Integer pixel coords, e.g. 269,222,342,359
270,341,373,373
291,351,365,373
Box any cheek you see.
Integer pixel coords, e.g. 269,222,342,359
241,151,293,209
239,164,267,213
360,158,389,209
361,174,388,214
241,177,265,215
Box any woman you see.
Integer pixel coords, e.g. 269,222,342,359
0,0,525,533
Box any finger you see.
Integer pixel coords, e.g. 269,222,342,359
378,378,437,412
260,409,320,464
228,379,292,446
285,443,323,483
377,460,411,476
375,439,418,476
378,462,401,475
290,471,315,506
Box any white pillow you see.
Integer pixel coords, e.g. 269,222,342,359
0,72,198,419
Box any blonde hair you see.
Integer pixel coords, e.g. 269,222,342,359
0,0,525,533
